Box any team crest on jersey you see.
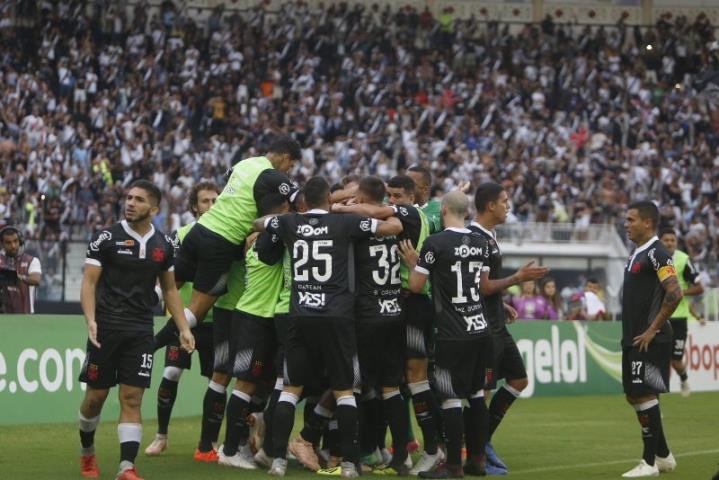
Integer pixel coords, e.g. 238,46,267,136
89,231,112,251
631,262,641,273
424,251,435,264
151,247,165,263
279,183,291,195
309,217,319,226
251,360,264,377
359,220,372,232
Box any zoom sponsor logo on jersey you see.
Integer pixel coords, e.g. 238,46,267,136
463,313,488,332
298,292,326,308
454,245,483,258
378,298,402,314
296,225,329,236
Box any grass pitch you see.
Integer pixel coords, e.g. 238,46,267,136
2,392,717,479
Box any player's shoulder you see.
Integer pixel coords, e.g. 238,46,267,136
88,223,123,250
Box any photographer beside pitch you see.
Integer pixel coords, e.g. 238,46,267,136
621,201,681,478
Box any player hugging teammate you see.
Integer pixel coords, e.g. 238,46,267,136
78,163,560,479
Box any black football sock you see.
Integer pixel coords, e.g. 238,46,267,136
262,382,282,454
383,390,409,464
223,390,252,456
488,383,521,439
153,319,179,351
250,394,267,414
359,394,381,456
304,396,319,424
157,377,179,435
118,423,142,470
198,381,227,452
409,381,438,455
463,406,478,460
468,394,490,462
300,402,333,445
654,403,670,458
327,420,341,458
273,392,299,459
79,412,100,455
336,395,360,464
677,367,688,382
634,400,661,466
441,401,463,466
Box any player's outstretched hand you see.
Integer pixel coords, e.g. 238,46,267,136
87,320,101,348
398,239,418,267
503,303,518,324
180,329,195,354
632,327,657,352
517,261,550,282
454,181,471,194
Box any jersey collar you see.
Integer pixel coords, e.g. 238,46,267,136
445,227,471,233
121,220,156,259
469,221,496,240
305,209,329,214
633,235,658,256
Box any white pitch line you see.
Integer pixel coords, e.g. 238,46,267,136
510,449,719,475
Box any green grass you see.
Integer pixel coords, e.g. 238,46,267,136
2,393,718,479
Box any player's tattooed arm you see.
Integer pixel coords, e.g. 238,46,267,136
633,275,683,352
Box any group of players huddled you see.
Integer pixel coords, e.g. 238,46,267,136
75,136,688,480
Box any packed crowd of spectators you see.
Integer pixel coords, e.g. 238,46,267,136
1,0,719,294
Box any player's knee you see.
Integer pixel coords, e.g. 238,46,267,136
119,390,143,410
508,377,528,392
211,372,231,386
163,366,183,382
234,379,257,395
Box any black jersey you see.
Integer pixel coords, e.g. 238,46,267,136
265,210,377,320
85,220,176,332
355,232,402,322
415,228,491,340
622,237,675,347
394,204,424,246
468,221,507,334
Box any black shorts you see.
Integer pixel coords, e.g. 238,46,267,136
433,337,492,399
232,310,278,382
165,322,214,378
486,330,528,389
212,307,234,375
622,343,671,396
285,316,358,391
404,293,434,359
356,320,406,389
669,318,688,361
79,328,154,389
274,313,290,374
174,223,238,296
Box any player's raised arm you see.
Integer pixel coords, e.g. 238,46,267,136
332,202,396,220
376,216,403,237
159,270,195,354
479,260,550,297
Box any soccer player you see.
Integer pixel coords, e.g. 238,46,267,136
258,176,402,478
218,194,289,469
621,201,681,478
333,176,413,474
156,136,301,345
400,191,492,479
385,175,443,475
659,226,704,397
469,182,549,473
77,180,195,480
144,182,220,456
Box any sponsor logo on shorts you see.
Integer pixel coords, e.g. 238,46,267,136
168,346,179,361
87,363,99,381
